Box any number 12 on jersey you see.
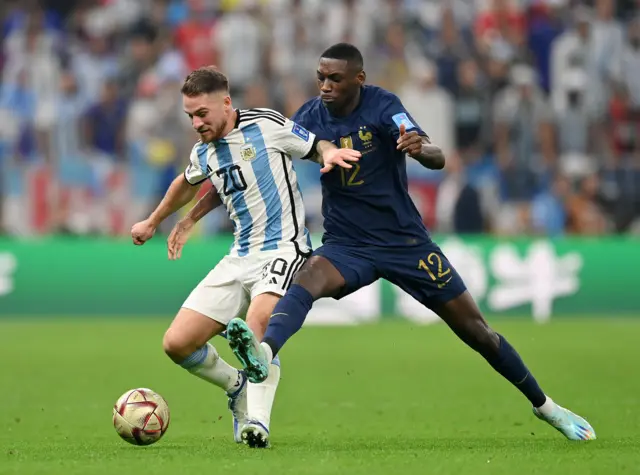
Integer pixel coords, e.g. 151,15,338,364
338,136,363,186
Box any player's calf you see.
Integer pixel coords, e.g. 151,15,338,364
436,292,546,408
164,308,249,441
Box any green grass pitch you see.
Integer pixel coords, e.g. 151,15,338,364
1,318,639,475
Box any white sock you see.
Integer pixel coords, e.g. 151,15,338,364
260,342,274,364
247,359,281,429
180,343,241,393
535,396,556,417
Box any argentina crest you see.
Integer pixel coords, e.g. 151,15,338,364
240,142,257,161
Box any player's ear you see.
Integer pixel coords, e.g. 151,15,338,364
356,70,366,86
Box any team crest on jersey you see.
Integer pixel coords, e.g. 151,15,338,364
240,143,257,161
292,123,310,141
358,126,373,148
392,112,415,130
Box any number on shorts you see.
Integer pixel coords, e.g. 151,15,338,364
418,252,452,288
269,258,288,276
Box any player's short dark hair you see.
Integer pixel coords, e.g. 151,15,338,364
181,66,229,97
320,43,364,71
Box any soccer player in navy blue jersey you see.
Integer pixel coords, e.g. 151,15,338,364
190,44,594,441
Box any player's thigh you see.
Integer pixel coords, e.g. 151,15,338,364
163,307,227,360
306,244,377,299
384,242,467,310
178,257,249,336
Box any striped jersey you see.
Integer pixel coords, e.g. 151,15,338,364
184,108,315,257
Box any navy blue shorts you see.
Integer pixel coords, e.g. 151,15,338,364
313,241,467,310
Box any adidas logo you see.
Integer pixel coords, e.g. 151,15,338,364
269,277,277,284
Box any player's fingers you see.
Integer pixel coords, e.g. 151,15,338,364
340,154,360,162
176,244,183,260
399,123,406,137
320,163,334,173
167,233,176,259
342,149,362,157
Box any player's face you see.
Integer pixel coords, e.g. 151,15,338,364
183,92,232,143
317,58,365,115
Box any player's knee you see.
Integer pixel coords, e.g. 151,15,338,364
292,256,342,299
162,329,197,364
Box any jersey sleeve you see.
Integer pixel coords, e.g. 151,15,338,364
379,93,428,142
270,117,317,160
183,142,212,185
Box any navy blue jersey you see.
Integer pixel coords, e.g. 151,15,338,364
292,85,431,247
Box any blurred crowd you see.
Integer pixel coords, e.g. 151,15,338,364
0,0,639,237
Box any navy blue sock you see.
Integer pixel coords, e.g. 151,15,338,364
263,284,314,356
484,334,546,407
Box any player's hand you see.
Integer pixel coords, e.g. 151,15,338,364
396,123,423,157
167,217,195,260
131,219,156,246
320,147,361,174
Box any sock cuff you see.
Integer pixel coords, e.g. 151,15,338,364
287,284,315,306
271,355,281,367
180,343,214,369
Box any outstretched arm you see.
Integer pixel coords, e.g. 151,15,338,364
131,174,201,245
182,186,222,223
167,186,222,260
396,124,445,170
305,139,361,173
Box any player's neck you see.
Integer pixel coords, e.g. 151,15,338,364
331,88,361,118
221,109,238,137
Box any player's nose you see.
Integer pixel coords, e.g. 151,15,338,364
192,116,204,130
319,79,332,92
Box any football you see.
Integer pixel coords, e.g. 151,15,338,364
112,388,170,446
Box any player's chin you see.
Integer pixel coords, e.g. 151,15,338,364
198,131,215,143
322,99,340,112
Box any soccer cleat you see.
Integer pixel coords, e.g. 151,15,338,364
227,318,269,383
533,403,596,441
227,370,248,443
241,420,270,448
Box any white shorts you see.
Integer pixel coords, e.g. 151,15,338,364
181,245,308,325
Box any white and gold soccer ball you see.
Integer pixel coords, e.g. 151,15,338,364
112,388,170,445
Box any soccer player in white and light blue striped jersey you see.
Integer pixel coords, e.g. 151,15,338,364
130,66,360,448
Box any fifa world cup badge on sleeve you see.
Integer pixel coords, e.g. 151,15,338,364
292,123,310,141
392,113,415,130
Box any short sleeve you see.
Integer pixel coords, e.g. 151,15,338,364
270,117,317,160
184,142,212,185
379,93,427,141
